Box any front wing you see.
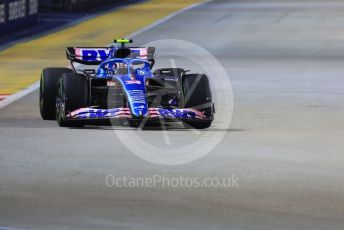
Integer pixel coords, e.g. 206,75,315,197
66,108,212,121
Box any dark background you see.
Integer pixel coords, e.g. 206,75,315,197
0,0,142,36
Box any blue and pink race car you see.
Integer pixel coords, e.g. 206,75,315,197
39,39,214,129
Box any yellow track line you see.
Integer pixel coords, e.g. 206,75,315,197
0,0,202,95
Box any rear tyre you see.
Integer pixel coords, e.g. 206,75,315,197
40,68,73,120
56,73,88,127
153,68,185,79
182,74,213,129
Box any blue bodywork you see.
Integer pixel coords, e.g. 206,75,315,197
66,47,208,121
96,58,153,118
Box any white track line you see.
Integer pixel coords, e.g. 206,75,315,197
0,81,40,109
0,0,211,110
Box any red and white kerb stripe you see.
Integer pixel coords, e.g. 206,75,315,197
0,94,10,102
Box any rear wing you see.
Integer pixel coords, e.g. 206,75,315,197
66,47,156,65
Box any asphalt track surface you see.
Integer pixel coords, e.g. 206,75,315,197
1,0,344,229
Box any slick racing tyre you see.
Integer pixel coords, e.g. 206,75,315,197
182,74,213,129
56,73,88,127
154,68,185,79
40,68,73,120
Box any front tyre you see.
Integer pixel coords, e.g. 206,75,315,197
56,73,88,127
182,74,214,129
183,121,212,129
40,68,73,120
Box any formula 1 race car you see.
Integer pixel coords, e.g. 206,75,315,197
39,39,214,129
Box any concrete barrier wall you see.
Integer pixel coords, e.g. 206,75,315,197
0,0,39,35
